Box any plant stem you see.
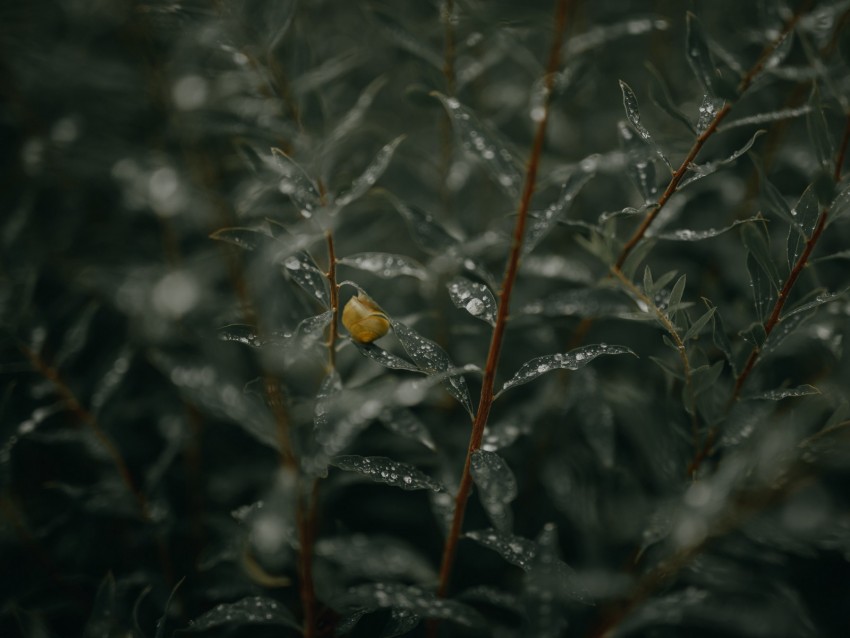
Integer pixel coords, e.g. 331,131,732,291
433,0,572,608
325,230,339,371
612,6,808,270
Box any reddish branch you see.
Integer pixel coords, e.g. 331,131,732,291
433,0,573,608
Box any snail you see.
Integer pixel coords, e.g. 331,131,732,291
342,292,390,343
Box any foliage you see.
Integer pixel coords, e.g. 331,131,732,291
2,0,850,637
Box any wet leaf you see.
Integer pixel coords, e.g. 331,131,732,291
209,226,272,251
385,193,459,254
524,170,594,253
619,80,671,169
391,320,473,414
741,222,780,290
683,307,716,341
336,136,405,208
466,528,537,570
695,94,725,133
282,251,329,307
326,76,388,146
470,450,517,532
747,253,777,322
746,385,819,400
618,120,657,202
646,62,697,134
807,91,834,172
679,130,763,188
331,455,443,491
339,252,427,280
271,148,321,218
184,597,299,632
786,184,821,269
498,344,634,396
370,8,442,68
378,407,437,451
686,13,720,96
352,340,421,372
783,288,849,320
447,276,497,325
720,105,812,131
336,583,485,629
655,217,760,241
316,534,437,584
434,92,524,199
521,288,633,318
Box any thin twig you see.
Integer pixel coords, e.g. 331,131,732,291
432,0,573,612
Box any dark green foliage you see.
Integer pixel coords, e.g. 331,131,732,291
2,1,850,637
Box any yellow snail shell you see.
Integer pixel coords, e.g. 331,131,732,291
342,293,390,343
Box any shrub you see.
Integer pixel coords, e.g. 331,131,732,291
2,0,850,636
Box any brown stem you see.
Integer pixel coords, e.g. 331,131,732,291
297,480,320,638
614,6,805,270
432,0,572,610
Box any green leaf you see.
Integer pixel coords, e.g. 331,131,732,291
335,136,405,208
655,217,761,242
678,130,764,188
447,276,497,326
686,13,720,96
391,320,473,415
433,92,524,199
338,252,428,280
667,274,686,314
786,184,821,269
282,251,330,306
741,222,780,290
466,528,537,570
807,90,834,172
646,61,696,134
524,170,594,253
619,80,672,169
498,344,635,396
683,306,716,341
470,450,517,532
618,120,657,202
747,252,777,322
384,192,459,254
352,341,422,372
184,597,300,632
271,148,321,218
745,385,820,400
331,455,443,491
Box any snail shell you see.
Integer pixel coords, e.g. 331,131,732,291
342,293,390,343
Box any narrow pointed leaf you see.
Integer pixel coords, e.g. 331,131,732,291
522,288,633,319
618,120,657,201
339,252,427,280
185,597,299,632
619,80,671,168
336,136,405,208
499,344,634,396
434,92,523,199
209,226,272,251
786,184,821,269
720,105,812,131
679,130,763,189
646,62,697,134
352,341,421,372
741,222,780,289
316,534,437,584
466,528,537,570
391,320,473,414
336,583,485,629
282,251,329,306
524,170,594,253
686,13,719,95
327,76,387,146
470,450,517,532
807,92,834,172
667,274,686,313
271,148,320,218
683,307,716,341
782,287,848,320
746,385,820,400
378,407,436,451
747,253,777,322
695,94,726,133
447,277,497,325
331,455,443,491
655,217,760,241
385,193,458,254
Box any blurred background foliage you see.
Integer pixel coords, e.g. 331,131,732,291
2,0,850,636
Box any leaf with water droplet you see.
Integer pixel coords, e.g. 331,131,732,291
271,148,320,218
383,192,458,254
829,180,850,223
433,92,524,200
378,407,437,451
316,534,437,584
521,287,633,319
741,222,780,291
683,306,716,341
679,130,762,189
458,585,521,613
331,455,443,491
618,120,657,202
325,76,388,148
369,8,442,68
747,253,777,323
695,94,725,133
499,344,634,396
482,409,533,452
336,136,405,208
184,597,300,632
430,489,455,537
569,17,670,55
305,370,343,477
352,340,421,372
619,80,672,169
598,202,652,224
524,170,594,253
209,225,273,251
720,105,812,131
655,217,760,241
686,13,720,96
391,320,473,415
746,385,820,401
447,276,497,325
335,583,485,629
466,528,536,570
786,184,821,269
470,450,517,532
282,251,329,307
339,252,427,280
522,254,594,283
808,90,834,172
783,287,849,320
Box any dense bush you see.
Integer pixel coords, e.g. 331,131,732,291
3,0,850,636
